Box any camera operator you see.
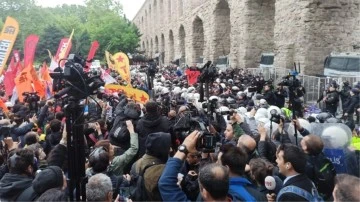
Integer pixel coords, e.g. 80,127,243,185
343,88,359,130
340,81,352,114
262,83,277,106
275,84,288,108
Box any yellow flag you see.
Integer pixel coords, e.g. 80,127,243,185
105,51,115,70
0,16,19,75
112,52,131,85
105,84,149,104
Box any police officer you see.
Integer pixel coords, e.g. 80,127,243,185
340,81,352,115
323,82,340,117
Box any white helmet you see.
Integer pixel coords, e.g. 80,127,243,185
172,87,182,95
236,107,247,115
209,96,219,101
193,93,200,100
267,106,281,118
218,106,230,114
161,88,170,95
220,83,226,88
216,78,221,83
321,125,350,148
256,108,268,118
187,87,195,93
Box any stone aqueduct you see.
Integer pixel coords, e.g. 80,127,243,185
133,0,360,75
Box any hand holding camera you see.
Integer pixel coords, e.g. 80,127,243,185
182,130,200,154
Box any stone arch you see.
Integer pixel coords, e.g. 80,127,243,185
150,38,153,58
153,0,157,26
178,0,183,17
192,16,205,63
169,30,175,62
179,25,186,59
146,40,149,57
161,34,165,64
213,0,231,60
160,0,164,24
155,35,159,54
168,0,172,22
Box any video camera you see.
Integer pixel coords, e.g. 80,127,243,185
23,92,40,113
50,54,105,100
278,75,301,88
174,114,216,153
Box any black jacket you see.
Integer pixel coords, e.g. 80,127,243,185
136,114,170,158
344,94,359,114
263,90,277,106
325,91,339,108
0,173,33,201
257,140,277,164
277,174,315,201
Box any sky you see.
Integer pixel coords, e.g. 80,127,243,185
35,0,146,20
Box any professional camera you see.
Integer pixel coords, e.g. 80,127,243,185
174,114,216,153
278,75,301,88
50,54,105,100
23,92,40,113
269,109,282,124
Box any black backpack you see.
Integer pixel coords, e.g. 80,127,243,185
310,153,336,200
130,163,159,201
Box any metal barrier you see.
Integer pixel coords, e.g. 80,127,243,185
244,67,360,105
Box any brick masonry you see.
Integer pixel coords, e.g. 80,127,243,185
133,0,360,75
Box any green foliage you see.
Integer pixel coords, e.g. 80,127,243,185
0,0,140,63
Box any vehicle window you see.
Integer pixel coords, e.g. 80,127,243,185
328,57,347,70
346,58,360,71
216,57,228,65
260,56,274,65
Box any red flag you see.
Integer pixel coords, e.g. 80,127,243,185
86,41,99,69
4,55,16,97
24,35,39,68
185,69,201,85
50,38,73,70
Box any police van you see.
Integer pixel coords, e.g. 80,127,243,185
215,55,229,71
259,53,274,69
324,52,360,77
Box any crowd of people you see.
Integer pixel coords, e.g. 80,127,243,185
0,62,359,202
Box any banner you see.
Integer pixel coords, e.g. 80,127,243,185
86,41,99,68
112,52,131,85
4,54,16,96
15,65,33,102
185,69,201,85
58,29,74,67
0,16,19,75
30,66,45,98
101,68,117,84
105,51,115,70
40,62,52,82
23,35,39,68
105,84,149,104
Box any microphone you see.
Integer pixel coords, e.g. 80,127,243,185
265,176,276,194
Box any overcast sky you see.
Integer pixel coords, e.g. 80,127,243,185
35,0,146,20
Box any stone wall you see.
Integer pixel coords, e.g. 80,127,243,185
133,0,360,75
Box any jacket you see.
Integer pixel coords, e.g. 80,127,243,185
108,132,139,176
136,114,170,157
344,94,359,114
158,158,191,202
10,122,34,141
229,177,267,201
276,174,315,201
0,173,33,201
263,90,277,106
258,140,277,163
325,91,339,108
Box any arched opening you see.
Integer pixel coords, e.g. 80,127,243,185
145,10,148,32
160,0,164,24
179,25,186,60
155,35,159,54
146,40,149,57
214,0,230,60
150,39,154,58
192,16,204,63
153,0,157,26
149,4,152,32
168,0,172,22
142,41,145,51
178,0,183,17
161,34,165,64
169,30,175,62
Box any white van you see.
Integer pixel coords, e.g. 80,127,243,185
324,52,360,77
215,56,229,71
259,53,274,69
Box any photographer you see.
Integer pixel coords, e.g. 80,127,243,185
274,84,288,108
159,131,231,202
263,83,277,106
319,82,339,117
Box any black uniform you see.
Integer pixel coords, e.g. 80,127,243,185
324,90,339,116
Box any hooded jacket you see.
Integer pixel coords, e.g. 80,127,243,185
136,114,170,158
0,173,33,201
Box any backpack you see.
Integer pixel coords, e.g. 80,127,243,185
129,163,159,201
310,153,336,199
276,183,324,202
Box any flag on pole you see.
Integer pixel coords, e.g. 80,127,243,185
86,41,99,69
112,52,131,85
0,16,19,76
105,84,149,104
